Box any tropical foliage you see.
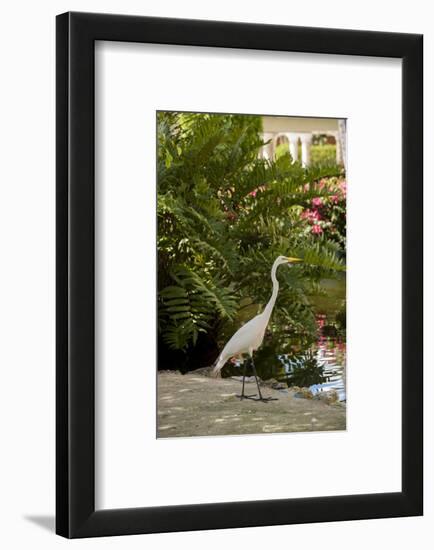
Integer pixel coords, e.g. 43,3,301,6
157,111,346,376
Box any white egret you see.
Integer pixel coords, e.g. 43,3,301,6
212,255,302,401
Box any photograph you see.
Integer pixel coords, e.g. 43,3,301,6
157,111,347,438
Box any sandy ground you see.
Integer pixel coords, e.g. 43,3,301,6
157,371,346,438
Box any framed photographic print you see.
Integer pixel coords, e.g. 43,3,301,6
56,12,423,538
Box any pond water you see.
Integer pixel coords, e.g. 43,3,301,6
278,330,346,402
278,275,346,401
309,321,346,401
308,276,346,401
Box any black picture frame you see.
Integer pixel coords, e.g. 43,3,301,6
56,11,423,538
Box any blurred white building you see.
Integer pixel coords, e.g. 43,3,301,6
261,116,346,167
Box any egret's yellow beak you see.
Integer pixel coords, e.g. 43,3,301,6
286,257,303,263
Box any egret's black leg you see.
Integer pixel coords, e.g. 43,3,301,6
251,357,278,402
251,358,264,400
236,359,256,400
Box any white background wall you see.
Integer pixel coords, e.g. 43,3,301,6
0,1,431,548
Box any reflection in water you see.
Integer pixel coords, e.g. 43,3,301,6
309,278,346,401
311,315,346,401
279,314,346,401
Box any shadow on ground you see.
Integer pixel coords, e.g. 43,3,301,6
24,515,55,533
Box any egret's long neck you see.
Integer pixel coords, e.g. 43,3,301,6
262,262,280,322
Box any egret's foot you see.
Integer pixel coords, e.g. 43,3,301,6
236,393,257,400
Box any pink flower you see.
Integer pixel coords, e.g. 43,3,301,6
301,209,321,222
311,224,323,235
312,197,323,207
330,194,339,203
